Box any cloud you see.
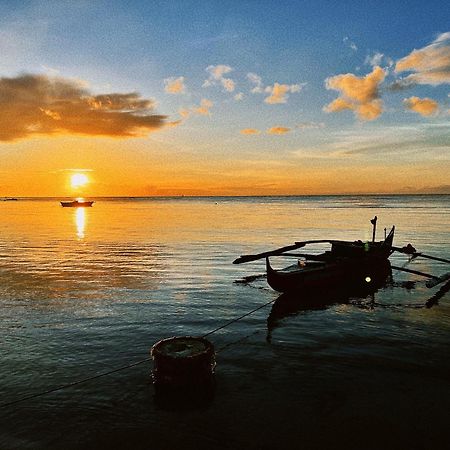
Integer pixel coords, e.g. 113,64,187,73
267,126,291,135
179,98,213,119
203,65,235,92
387,78,416,92
247,72,264,93
164,76,186,94
324,66,386,120
0,73,167,141
365,52,384,67
240,128,260,135
264,82,303,104
246,73,304,103
221,78,235,92
395,32,450,86
403,96,439,116
179,108,191,119
194,98,213,115
319,124,450,159
234,92,244,101
365,52,393,69
194,98,214,116
297,122,325,130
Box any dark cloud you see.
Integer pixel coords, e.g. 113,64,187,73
386,78,417,91
0,74,167,141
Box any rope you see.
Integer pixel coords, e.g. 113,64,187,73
201,298,276,338
0,357,151,408
216,330,262,353
0,297,276,409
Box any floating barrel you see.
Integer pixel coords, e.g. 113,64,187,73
151,336,215,389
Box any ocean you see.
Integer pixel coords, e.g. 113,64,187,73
1,195,449,449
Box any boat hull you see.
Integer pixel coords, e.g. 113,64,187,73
267,260,392,332
60,201,94,207
266,255,391,294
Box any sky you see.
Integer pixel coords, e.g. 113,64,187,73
0,0,449,196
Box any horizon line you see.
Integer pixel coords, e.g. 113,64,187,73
3,193,449,200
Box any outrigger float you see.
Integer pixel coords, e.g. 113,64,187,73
233,217,450,295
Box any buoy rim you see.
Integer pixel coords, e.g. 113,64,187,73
151,336,214,359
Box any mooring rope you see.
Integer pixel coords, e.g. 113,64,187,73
0,297,276,409
201,298,276,338
0,357,151,408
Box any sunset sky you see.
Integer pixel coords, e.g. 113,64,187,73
0,0,449,196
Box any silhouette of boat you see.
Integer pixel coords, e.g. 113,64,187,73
60,200,94,207
266,226,394,293
234,216,450,294
234,217,395,294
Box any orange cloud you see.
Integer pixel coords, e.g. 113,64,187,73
240,128,260,135
356,100,383,121
267,126,291,135
264,82,302,104
164,76,186,94
324,66,386,120
395,32,450,86
0,74,166,141
403,96,439,116
179,108,191,119
194,98,213,115
178,99,214,120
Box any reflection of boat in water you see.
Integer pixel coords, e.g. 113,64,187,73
267,259,392,335
60,200,94,207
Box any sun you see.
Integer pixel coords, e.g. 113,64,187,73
71,173,89,189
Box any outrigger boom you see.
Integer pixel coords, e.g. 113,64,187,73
233,240,334,265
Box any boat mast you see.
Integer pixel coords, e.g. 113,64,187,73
371,216,377,242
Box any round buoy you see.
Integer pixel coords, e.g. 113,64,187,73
151,336,215,388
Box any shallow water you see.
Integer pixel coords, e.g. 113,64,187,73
1,196,449,449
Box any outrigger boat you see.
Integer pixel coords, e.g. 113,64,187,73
234,217,450,294
266,231,394,294
60,200,94,207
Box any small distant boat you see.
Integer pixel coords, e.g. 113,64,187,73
2,197,18,201
60,200,94,207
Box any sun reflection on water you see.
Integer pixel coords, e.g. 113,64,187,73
75,208,86,239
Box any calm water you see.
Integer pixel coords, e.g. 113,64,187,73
1,196,449,449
